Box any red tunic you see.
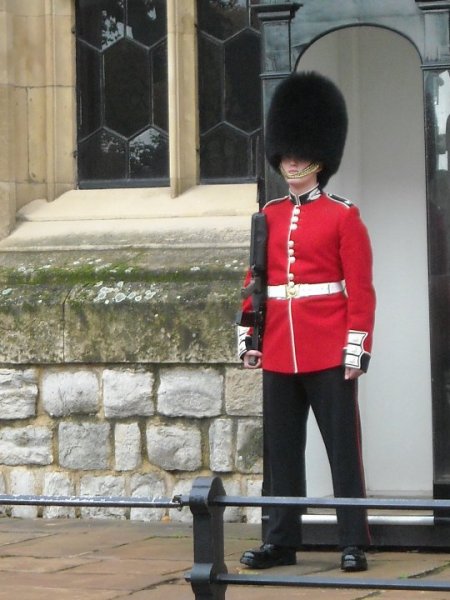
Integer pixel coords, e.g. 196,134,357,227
239,191,376,374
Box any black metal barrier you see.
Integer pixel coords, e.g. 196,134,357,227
2,478,450,598
184,476,450,599
0,493,183,510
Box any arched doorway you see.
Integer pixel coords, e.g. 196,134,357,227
298,27,433,499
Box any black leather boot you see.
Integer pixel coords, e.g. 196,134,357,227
240,544,297,569
341,546,368,571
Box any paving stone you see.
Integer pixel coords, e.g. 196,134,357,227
0,520,444,600
0,586,119,600
67,557,190,576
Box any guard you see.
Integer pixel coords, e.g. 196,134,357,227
237,71,376,571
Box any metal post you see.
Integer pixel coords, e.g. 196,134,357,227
252,2,302,202
188,476,228,600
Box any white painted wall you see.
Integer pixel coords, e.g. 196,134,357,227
298,27,433,497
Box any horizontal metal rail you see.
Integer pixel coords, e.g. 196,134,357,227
206,494,450,510
0,494,184,510
216,573,450,593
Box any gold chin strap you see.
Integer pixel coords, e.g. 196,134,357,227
280,161,322,180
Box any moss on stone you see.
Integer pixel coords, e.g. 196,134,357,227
0,247,247,287
0,247,247,364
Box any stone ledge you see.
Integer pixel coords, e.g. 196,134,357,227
0,217,250,365
66,279,240,363
16,184,257,221
0,278,241,364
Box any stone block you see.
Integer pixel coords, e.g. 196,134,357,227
9,1,46,16
0,368,38,419
0,471,6,515
80,475,126,519
53,0,74,16
58,422,110,470
54,17,74,86
221,478,242,523
54,86,75,183
158,368,222,418
0,285,65,363
235,418,263,474
12,86,28,182
0,85,9,179
103,369,154,418
10,469,38,518
114,423,141,471
64,280,238,363
14,15,46,86
130,473,166,522
146,424,201,471
0,182,14,241
27,86,46,183
225,367,262,416
0,182,14,240
43,472,76,519
42,370,99,416
245,478,263,524
0,426,52,465
209,418,233,472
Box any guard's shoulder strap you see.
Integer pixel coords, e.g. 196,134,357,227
264,195,289,209
327,192,354,208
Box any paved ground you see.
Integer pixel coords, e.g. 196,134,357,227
0,518,449,599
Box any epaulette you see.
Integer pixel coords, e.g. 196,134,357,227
327,193,354,208
264,196,289,208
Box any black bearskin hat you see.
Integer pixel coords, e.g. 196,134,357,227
265,71,348,188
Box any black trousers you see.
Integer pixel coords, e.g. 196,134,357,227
263,367,371,549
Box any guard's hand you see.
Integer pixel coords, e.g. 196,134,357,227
243,350,262,369
345,367,363,380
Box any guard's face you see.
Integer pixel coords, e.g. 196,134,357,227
280,156,311,179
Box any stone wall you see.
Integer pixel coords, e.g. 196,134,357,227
0,0,76,237
0,364,262,523
0,243,263,523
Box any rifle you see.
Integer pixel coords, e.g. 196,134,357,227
236,212,268,365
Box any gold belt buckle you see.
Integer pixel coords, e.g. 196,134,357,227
286,283,297,298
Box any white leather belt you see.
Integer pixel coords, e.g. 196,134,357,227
267,281,345,299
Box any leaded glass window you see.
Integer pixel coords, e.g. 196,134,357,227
197,0,262,182
76,0,168,188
